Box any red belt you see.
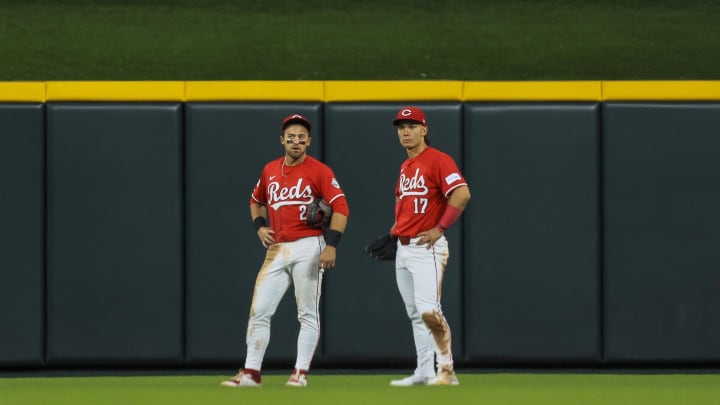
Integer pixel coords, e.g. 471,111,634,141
398,236,412,245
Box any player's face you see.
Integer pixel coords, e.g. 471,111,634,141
396,121,428,150
281,124,311,160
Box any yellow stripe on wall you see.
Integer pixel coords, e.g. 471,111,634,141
0,82,46,102
324,81,463,102
2,81,720,102
46,81,185,101
463,81,602,101
185,81,324,101
602,81,720,101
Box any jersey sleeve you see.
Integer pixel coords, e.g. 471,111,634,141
436,154,467,197
318,165,349,216
249,168,267,206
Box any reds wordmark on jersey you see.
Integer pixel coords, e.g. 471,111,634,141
392,147,467,237
251,155,347,242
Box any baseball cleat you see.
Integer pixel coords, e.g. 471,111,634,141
221,371,261,387
430,364,459,386
286,369,308,387
390,373,434,387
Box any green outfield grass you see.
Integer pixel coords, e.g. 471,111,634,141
1,0,719,80
3,373,720,405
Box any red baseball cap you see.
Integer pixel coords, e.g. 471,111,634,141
393,106,427,126
281,114,312,132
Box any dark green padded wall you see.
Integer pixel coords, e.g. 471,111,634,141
5,98,720,370
46,103,183,365
604,103,720,362
184,103,323,367
0,104,45,366
321,103,465,366
464,103,601,363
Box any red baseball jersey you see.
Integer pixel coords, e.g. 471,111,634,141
251,155,349,243
392,147,467,237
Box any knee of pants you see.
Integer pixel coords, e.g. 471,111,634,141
416,303,438,317
403,303,425,322
249,311,272,325
405,302,438,319
248,305,275,326
296,312,320,331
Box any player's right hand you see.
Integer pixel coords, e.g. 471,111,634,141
257,227,275,248
416,227,443,249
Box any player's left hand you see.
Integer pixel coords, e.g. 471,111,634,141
319,246,337,270
416,227,443,249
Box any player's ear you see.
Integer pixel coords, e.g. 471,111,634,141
280,135,285,144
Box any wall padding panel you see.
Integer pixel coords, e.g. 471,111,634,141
46,103,183,365
321,103,465,366
0,104,45,366
604,103,720,362
464,103,601,363
184,103,323,366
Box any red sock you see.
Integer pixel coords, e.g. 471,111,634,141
243,368,262,383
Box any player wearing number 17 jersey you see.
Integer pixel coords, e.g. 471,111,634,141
222,113,349,388
389,107,470,387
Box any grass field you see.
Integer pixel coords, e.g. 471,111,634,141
3,372,720,405
1,0,719,80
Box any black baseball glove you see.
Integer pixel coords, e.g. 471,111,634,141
306,199,332,229
364,234,398,261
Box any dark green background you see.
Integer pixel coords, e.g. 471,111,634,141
1,0,718,81
3,100,720,369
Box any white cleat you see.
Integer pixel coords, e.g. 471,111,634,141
390,374,435,387
221,372,261,387
430,364,459,386
286,369,308,387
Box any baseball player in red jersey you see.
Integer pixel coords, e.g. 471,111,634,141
222,114,349,388
389,107,470,386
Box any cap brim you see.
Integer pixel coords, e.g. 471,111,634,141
393,118,424,126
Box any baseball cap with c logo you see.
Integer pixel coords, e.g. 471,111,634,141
392,107,427,126
282,114,312,132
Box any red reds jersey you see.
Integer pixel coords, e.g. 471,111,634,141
251,155,349,243
392,147,467,237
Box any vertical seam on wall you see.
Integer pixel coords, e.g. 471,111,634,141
459,102,468,361
42,102,48,367
597,102,605,363
180,102,188,365
319,102,326,165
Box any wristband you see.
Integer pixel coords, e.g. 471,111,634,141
437,205,462,232
252,217,267,231
325,229,342,247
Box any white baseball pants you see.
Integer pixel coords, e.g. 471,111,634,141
244,235,325,372
395,235,453,375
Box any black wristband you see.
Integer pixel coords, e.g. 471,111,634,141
325,229,342,247
252,217,267,231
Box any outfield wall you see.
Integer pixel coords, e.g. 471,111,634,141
1,81,720,369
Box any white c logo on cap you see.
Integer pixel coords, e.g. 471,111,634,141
401,109,412,117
